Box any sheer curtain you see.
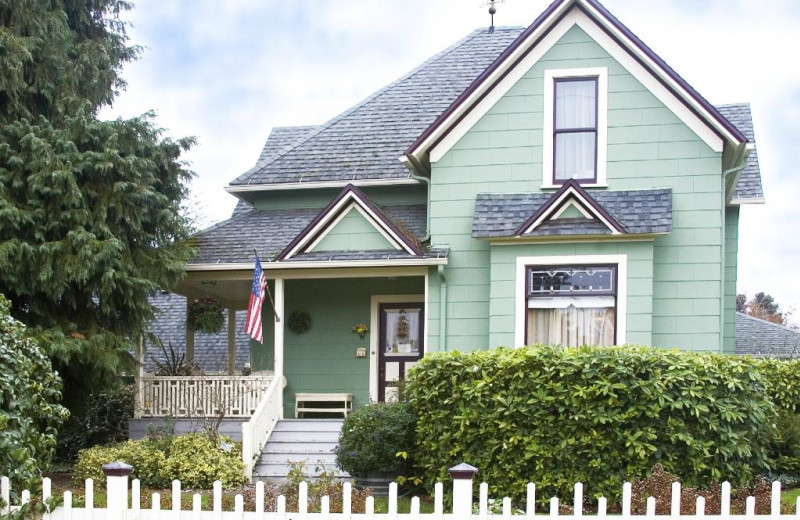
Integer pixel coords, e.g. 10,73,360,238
554,79,596,180
384,309,420,353
527,296,615,347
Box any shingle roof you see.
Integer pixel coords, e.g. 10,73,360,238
145,292,250,373
255,125,319,168
716,104,764,202
472,189,672,238
230,27,523,186
192,204,428,264
735,312,800,358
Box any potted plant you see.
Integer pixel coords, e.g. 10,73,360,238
334,401,416,496
187,297,224,334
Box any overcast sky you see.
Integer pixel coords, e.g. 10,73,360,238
101,0,800,325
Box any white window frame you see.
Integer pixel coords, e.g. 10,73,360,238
514,254,627,347
542,67,608,189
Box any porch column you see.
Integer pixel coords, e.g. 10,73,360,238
185,298,195,362
274,278,284,382
227,307,236,375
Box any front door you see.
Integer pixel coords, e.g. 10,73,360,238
378,303,424,402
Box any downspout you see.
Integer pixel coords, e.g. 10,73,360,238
719,143,750,353
438,265,448,351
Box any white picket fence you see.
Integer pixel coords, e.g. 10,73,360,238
2,462,800,520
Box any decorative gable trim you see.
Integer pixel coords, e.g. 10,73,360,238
403,0,745,169
515,180,625,235
276,184,422,261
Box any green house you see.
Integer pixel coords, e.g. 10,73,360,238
168,0,763,420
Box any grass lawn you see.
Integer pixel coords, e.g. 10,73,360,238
783,487,800,508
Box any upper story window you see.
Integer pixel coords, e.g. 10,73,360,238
543,68,608,188
554,78,598,182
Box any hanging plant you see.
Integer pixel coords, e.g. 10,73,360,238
352,322,369,339
187,297,224,334
288,310,312,334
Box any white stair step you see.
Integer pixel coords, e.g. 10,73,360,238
268,430,340,442
255,419,348,482
263,442,337,454
273,419,344,432
260,452,338,465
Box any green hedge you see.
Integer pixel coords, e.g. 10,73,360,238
74,434,245,488
405,345,775,503
752,358,800,412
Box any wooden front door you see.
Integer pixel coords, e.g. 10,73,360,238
378,303,424,402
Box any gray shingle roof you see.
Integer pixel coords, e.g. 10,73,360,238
735,312,800,358
255,125,319,168
716,104,764,202
230,27,523,186
146,292,250,373
193,204,428,264
472,189,672,238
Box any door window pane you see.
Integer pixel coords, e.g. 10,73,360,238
554,132,596,180
383,308,421,356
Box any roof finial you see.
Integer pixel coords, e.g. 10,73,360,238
481,0,504,33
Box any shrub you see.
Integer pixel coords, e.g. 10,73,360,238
405,345,776,503
74,434,244,488
334,401,416,477
752,358,800,412
767,410,800,479
0,294,69,489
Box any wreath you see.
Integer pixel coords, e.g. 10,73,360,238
288,310,312,334
187,297,224,334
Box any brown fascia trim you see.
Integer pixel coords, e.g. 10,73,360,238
275,184,422,261
514,179,626,235
405,0,746,160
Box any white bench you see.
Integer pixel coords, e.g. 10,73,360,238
295,393,353,418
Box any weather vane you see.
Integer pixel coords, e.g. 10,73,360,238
480,0,505,33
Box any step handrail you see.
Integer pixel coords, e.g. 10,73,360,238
241,375,285,481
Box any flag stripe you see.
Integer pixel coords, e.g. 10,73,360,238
245,257,267,343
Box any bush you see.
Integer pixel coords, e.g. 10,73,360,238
74,434,245,489
753,358,800,412
335,401,416,477
0,294,69,489
767,410,800,479
405,345,776,503
55,385,135,463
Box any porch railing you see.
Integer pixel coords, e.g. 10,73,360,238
241,376,285,481
135,373,274,419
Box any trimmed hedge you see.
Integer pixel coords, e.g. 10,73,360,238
74,434,245,488
405,345,775,503
752,358,800,412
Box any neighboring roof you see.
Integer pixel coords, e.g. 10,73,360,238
736,312,800,358
192,203,428,264
146,292,250,373
229,27,523,186
716,103,764,202
473,188,672,238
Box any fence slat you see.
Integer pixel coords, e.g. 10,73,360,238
721,481,731,516
277,495,286,516
366,496,374,518
622,482,632,517
192,493,201,520
411,497,420,516
574,483,583,518
64,491,72,520
21,490,30,505
321,496,330,516
773,481,782,516
646,497,656,518
388,482,397,515
550,497,558,517
503,497,511,520
299,482,308,515
235,494,243,516
434,482,443,517
343,482,351,517
132,479,141,511
597,497,607,518
1,476,8,515
746,496,756,518
696,496,705,517
479,482,488,519
85,478,93,515
213,480,222,518
671,482,682,517
255,481,264,515
527,483,536,520
172,480,181,513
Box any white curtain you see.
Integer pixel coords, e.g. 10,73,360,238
554,79,596,180
384,309,420,353
527,296,615,347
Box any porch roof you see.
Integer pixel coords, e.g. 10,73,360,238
191,203,428,265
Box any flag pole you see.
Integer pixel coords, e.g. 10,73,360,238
255,249,280,322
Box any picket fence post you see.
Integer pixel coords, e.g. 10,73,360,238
103,461,133,520
449,463,478,518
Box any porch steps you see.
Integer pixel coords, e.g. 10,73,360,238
252,419,350,483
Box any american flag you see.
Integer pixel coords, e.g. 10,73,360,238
244,256,267,343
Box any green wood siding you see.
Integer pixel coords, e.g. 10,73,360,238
430,24,725,351
723,206,740,354
310,208,395,251
251,185,426,211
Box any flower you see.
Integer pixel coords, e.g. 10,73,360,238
352,323,369,338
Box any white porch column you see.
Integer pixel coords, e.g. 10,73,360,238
273,278,285,418
227,307,236,375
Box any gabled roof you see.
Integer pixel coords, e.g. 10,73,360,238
473,188,672,238
736,312,800,358
515,180,625,236
277,184,423,260
716,104,764,203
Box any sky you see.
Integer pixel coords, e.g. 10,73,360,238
101,0,800,325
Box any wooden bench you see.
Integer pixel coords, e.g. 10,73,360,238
295,393,353,418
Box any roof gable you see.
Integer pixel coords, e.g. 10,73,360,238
515,180,625,236
308,205,397,252
406,0,746,167
277,184,422,260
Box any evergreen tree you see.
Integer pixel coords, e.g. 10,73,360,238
0,0,196,408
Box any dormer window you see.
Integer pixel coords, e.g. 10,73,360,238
543,68,608,188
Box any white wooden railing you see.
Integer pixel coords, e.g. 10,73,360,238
241,376,285,481
135,373,273,418
3,462,799,520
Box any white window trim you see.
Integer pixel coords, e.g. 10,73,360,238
369,294,426,403
543,67,608,189
514,254,627,347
